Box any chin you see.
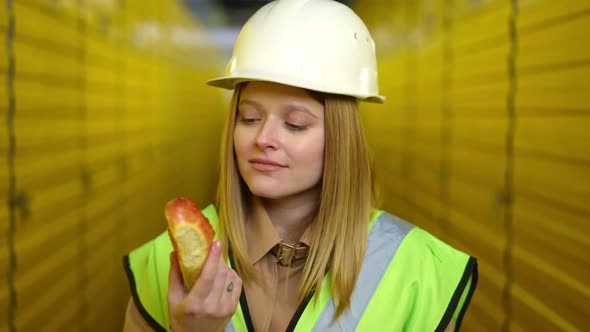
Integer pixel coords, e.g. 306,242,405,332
247,183,287,200
246,181,320,201
242,174,321,200
243,176,291,199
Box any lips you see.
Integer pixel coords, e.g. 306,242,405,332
249,158,286,171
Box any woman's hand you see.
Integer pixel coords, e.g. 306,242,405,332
168,241,242,332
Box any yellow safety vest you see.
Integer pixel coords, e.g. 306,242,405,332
123,204,477,331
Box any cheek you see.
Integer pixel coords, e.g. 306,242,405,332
233,127,247,157
298,133,325,172
312,135,325,163
315,141,326,171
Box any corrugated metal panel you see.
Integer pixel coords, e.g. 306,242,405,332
358,0,590,330
12,1,80,50
0,290,8,332
518,0,590,60
0,209,7,326
448,2,511,329
84,267,122,330
0,0,7,28
412,0,446,235
512,2,590,329
452,0,510,50
10,1,83,331
1,3,11,331
86,90,125,166
14,211,82,331
0,21,6,75
360,3,513,328
82,164,127,331
374,62,412,206
447,141,508,331
0,0,226,330
511,193,590,330
393,2,423,227
357,0,412,219
0,215,8,332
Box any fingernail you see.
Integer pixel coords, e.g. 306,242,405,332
213,241,221,254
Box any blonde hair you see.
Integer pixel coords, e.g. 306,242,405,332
217,84,375,319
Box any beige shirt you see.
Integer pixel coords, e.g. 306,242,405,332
123,199,311,332
243,198,311,332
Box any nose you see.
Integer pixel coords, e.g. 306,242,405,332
255,119,279,150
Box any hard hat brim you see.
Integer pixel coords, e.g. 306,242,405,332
206,76,386,104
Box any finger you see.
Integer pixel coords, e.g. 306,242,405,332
215,268,235,314
205,252,231,306
222,270,242,312
190,240,222,300
168,251,187,308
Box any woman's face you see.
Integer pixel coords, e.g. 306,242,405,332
233,81,325,200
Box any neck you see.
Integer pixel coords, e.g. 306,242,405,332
259,185,320,244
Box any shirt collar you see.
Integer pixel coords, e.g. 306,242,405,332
245,196,312,264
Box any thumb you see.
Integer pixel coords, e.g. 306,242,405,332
168,251,187,307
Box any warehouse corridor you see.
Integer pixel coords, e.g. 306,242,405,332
1,0,588,331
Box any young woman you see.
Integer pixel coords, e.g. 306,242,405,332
123,1,478,331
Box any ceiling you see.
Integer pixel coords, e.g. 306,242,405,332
183,0,354,27
181,0,354,55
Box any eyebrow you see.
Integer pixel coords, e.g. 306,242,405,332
239,99,319,119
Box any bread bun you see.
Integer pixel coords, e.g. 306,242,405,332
165,197,215,287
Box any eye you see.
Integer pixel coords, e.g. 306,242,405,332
237,111,261,124
286,123,307,131
239,118,259,124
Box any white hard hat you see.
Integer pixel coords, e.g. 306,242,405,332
207,0,385,103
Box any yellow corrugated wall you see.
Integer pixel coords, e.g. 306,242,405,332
356,0,589,330
1,0,225,330
2,0,589,330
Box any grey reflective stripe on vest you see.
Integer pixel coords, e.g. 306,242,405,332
225,321,236,332
312,212,414,331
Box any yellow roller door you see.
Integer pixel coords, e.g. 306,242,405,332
413,0,446,235
447,3,512,329
356,0,589,329
0,4,13,331
2,0,226,330
511,1,590,329
360,0,510,330
10,1,84,330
